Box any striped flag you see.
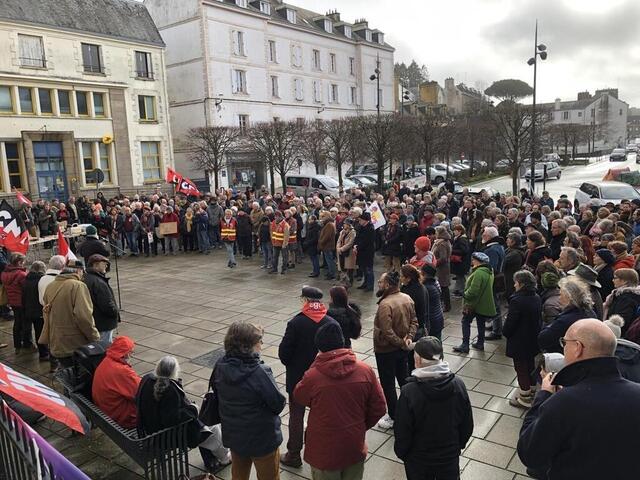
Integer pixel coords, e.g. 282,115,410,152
57,228,77,261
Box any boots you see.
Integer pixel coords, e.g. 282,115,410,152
509,388,534,408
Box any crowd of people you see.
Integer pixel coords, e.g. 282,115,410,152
3,178,640,479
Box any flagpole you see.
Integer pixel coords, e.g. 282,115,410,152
106,237,123,310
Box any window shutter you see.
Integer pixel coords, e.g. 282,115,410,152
232,70,238,93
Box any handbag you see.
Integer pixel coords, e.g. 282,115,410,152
199,367,221,426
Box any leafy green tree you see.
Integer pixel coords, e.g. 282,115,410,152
485,79,533,102
394,60,429,87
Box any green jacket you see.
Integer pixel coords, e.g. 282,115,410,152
463,264,496,316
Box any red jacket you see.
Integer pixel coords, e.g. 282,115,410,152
613,255,636,271
160,212,180,238
1,265,27,307
92,336,141,428
294,348,386,470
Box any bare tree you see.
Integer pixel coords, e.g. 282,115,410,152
323,118,351,187
186,126,240,191
437,119,459,181
299,120,328,175
359,114,399,191
412,113,444,184
249,120,302,194
346,117,365,175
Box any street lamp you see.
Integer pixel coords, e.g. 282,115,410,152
527,19,547,194
370,54,381,118
400,83,410,116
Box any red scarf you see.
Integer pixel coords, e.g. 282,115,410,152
302,301,328,323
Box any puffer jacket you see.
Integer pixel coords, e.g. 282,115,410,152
604,286,640,336
423,278,444,336
432,238,451,287
463,264,496,317
1,265,27,307
373,287,418,354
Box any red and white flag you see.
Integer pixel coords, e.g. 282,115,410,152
57,228,76,261
166,167,201,197
0,200,29,254
13,188,32,207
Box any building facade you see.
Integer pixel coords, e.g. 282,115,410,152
0,0,173,201
145,0,394,190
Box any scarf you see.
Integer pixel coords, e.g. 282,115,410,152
185,212,193,233
302,301,328,323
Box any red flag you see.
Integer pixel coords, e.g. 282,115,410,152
0,200,29,254
57,228,76,260
13,188,32,207
166,167,201,197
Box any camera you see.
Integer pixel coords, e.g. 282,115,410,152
543,353,565,373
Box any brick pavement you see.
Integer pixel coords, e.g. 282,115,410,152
0,250,532,480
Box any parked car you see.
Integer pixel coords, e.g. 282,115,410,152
346,163,380,176
574,181,640,209
348,175,376,187
433,163,458,177
626,144,639,154
610,148,628,161
451,162,470,172
436,182,498,197
285,174,346,197
404,165,446,184
524,161,562,181
461,159,487,169
540,153,561,163
495,159,511,170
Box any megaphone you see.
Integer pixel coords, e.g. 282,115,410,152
102,134,113,145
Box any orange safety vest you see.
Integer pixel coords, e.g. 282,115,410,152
220,218,237,242
288,218,297,243
271,220,288,247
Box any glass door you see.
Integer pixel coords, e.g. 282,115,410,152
33,141,68,200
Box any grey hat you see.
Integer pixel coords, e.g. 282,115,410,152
567,263,601,288
414,336,444,361
471,252,490,264
301,285,323,300
604,315,624,339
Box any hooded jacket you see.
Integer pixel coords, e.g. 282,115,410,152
394,361,473,465
326,303,362,348
214,352,286,457
613,254,636,271
503,289,542,359
92,336,140,428
84,269,120,332
77,237,110,264
604,286,640,336
373,287,418,354
294,348,386,471
1,265,27,307
22,271,44,319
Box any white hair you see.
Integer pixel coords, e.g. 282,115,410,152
484,226,499,238
48,255,66,270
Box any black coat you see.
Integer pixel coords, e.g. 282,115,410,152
213,352,286,458
394,372,473,466
326,303,362,348
549,232,566,261
401,280,427,331
596,264,614,301
451,234,471,276
382,223,402,257
236,214,252,237
402,224,421,260
278,312,338,393
77,237,110,264
538,306,596,354
606,286,640,337
616,339,640,383
518,357,640,480
423,278,444,336
525,245,552,270
503,289,542,359
504,247,525,299
355,223,375,267
83,269,120,332
304,222,320,255
22,271,43,320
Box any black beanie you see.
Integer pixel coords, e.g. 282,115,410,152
315,322,345,353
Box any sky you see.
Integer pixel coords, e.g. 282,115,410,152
293,0,640,107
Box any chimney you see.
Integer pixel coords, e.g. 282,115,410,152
554,98,561,110
444,78,455,90
326,10,340,22
577,91,591,101
353,18,368,28
596,88,618,99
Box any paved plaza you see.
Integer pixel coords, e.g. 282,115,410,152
0,251,532,480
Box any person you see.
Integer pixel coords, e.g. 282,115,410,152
92,336,141,428
318,211,337,280
374,271,418,430
270,210,289,275
236,210,252,259
482,226,506,340
594,248,615,300
610,240,635,271
326,286,362,349
503,270,542,409
402,215,421,264
137,356,231,472
278,286,338,467
504,232,526,299
524,231,551,271
221,209,238,268
549,219,567,261
432,226,452,312
400,264,427,370
453,252,496,354
336,218,357,287
38,255,66,306
39,259,99,370
409,236,436,269
567,263,604,319
382,214,402,272
22,261,48,360
421,264,445,340
293,323,386,480
557,246,580,274
160,206,180,255
518,319,640,479
194,205,211,255
305,214,320,277
603,268,640,336
83,254,120,346
539,270,563,325
538,277,596,354
394,337,473,480
214,322,286,480
450,224,470,296
77,225,110,263
122,207,141,256
2,253,28,353
604,315,640,382
355,212,375,291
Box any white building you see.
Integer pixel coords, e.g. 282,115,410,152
145,0,394,190
0,0,174,200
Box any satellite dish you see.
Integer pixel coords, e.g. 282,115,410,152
102,134,113,145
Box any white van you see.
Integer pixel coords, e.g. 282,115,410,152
285,174,355,197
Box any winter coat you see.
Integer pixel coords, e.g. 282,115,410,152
451,234,471,276
616,339,640,383
278,309,339,393
77,237,110,264
206,203,223,227
318,221,336,252
482,239,505,273
518,357,640,480
373,287,418,354
604,286,640,336
22,271,43,320
355,223,375,267
613,254,636,271
423,278,444,335
538,305,596,354
402,224,421,260
304,222,320,255
432,239,452,287
549,232,566,260
249,209,264,235
382,223,402,257
39,273,99,358
327,303,362,348
1,265,27,307
504,247,525,299
595,264,614,300
503,289,542,359
540,287,562,325
236,214,252,237
525,245,552,271
294,348,386,471
214,352,286,457
394,363,473,466
84,269,120,332
193,211,209,232
38,210,57,235
160,212,180,238
336,228,357,270
401,280,428,332
92,338,141,428
463,265,496,317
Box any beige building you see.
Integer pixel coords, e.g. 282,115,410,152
0,0,174,200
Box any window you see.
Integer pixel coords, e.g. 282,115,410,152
292,45,302,67
286,8,297,23
232,30,245,56
294,78,303,101
365,30,372,42
349,57,355,76
18,35,45,68
235,0,247,7
329,84,338,103
0,86,13,113
98,143,112,183
270,76,279,98
313,80,321,103
141,141,161,181
620,108,623,116
76,91,88,115
296,117,305,126
591,108,595,118
578,111,582,117
58,90,71,115
5,143,24,189
313,49,321,70
18,87,33,113
259,1,271,14
329,53,336,73
82,143,95,182
38,88,53,114
563,111,569,120
81,43,103,73
324,20,333,33
268,40,277,62
238,114,249,134
138,95,156,121
135,51,153,79
93,92,105,117
344,26,352,38
376,33,384,44
232,69,247,93
350,86,357,105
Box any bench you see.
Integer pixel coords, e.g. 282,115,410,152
54,367,191,480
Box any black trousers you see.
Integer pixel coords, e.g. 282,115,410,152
238,235,252,257
12,307,32,349
404,459,460,480
30,316,48,357
375,349,408,419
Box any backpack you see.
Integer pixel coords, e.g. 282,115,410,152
72,342,106,399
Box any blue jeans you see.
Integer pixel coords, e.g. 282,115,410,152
461,311,490,347
261,242,272,268
208,224,221,247
324,250,336,277
124,231,138,254
310,253,320,275
224,242,236,264
363,264,374,288
99,329,114,347
197,229,209,252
